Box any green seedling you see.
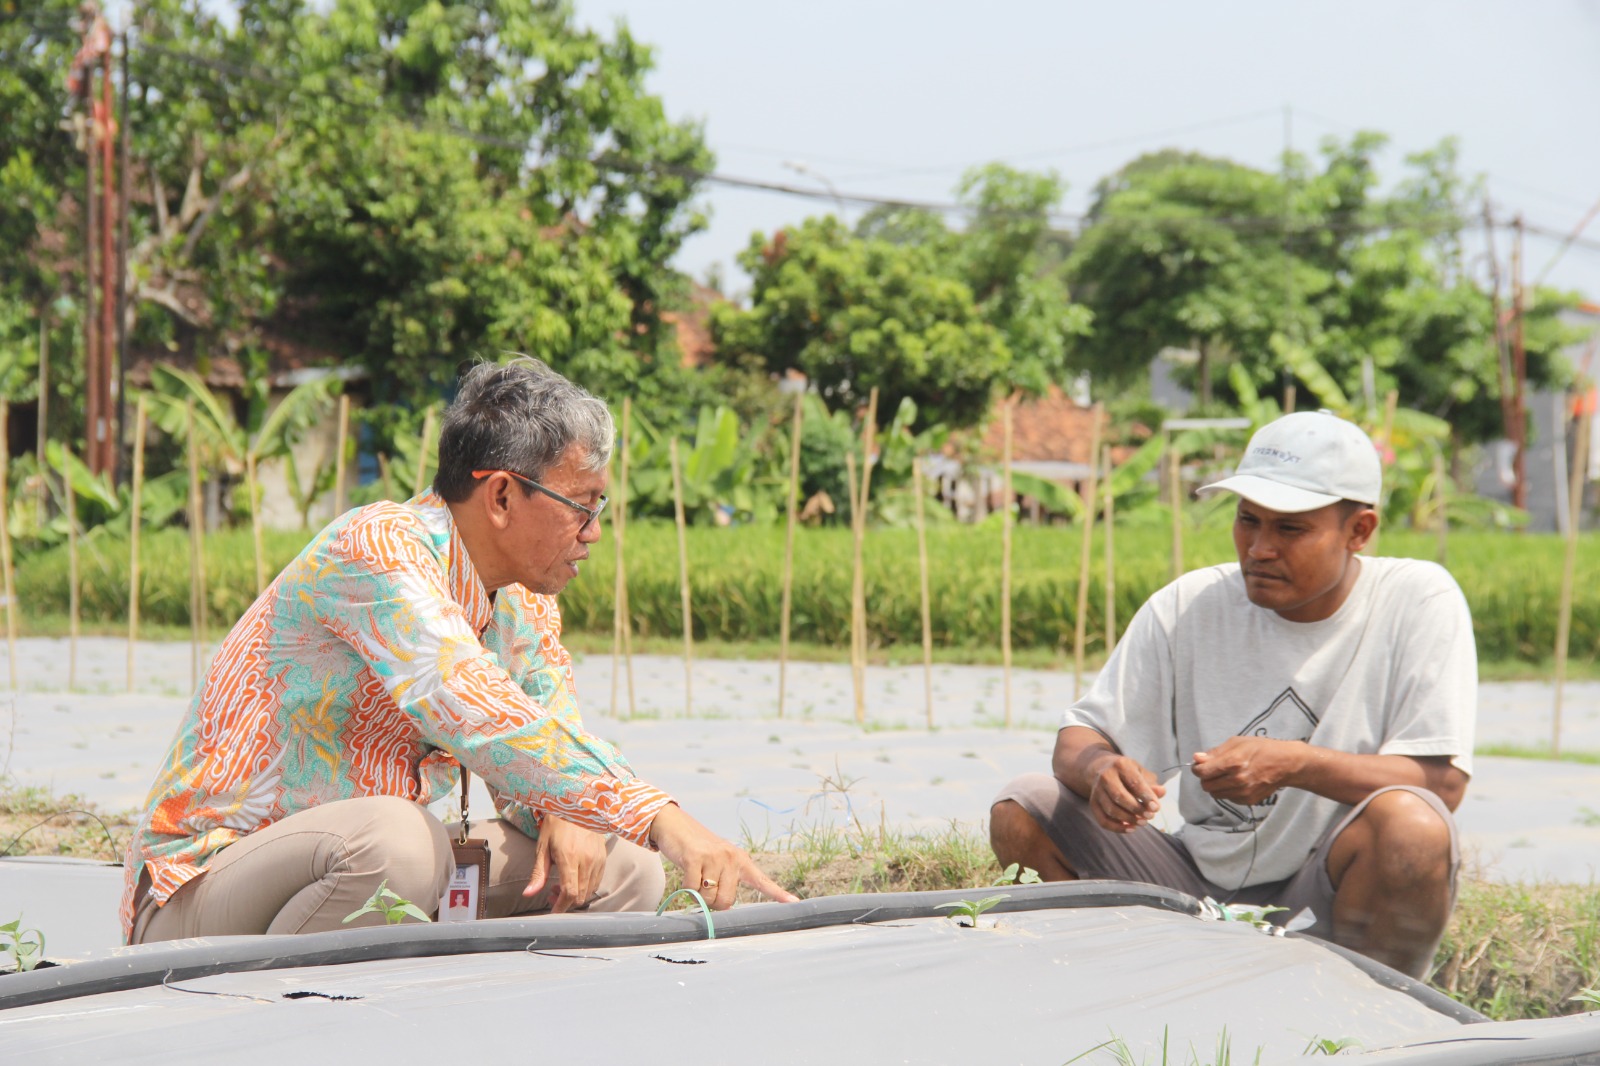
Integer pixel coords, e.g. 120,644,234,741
1,917,46,973
1302,1035,1360,1055
1210,900,1287,932
343,879,432,926
935,893,1007,927
1571,986,1600,1009
995,862,1042,886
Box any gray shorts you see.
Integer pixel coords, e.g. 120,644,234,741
993,773,1459,940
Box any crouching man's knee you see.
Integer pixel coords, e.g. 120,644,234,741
1327,786,1458,978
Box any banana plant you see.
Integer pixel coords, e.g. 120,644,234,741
142,365,342,519
624,404,784,524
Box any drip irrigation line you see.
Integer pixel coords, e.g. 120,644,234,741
0,882,1201,1011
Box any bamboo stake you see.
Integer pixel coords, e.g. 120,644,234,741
333,393,350,516
127,394,146,692
0,404,16,689
1001,401,1014,727
608,396,627,713
1369,389,1400,556
1074,407,1103,701
1433,449,1448,566
845,450,862,724
914,457,934,730
620,400,635,718
1379,389,1400,448
1168,432,1183,582
35,313,48,520
669,437,693,717
186,400,203,690
850,388,879,726
778,391,804,718
412,405,436,497
1103,443,1117,658
247,451,265,595
1553,401,1592,758
65,448,79,690
1283,383,1296,415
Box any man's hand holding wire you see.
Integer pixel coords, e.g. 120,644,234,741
1084,752,1166,834
1191,736,1305,806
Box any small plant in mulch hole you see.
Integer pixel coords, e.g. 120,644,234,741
935,894,1008,928
1,917,54,974
343,880,432,925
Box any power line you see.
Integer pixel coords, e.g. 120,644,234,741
120,35,1600,261
832,108,1284,183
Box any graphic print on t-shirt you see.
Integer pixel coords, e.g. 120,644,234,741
1213,687,1319,826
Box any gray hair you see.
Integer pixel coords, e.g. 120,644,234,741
433,358,614,502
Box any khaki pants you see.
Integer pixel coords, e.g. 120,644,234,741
132,795,666,944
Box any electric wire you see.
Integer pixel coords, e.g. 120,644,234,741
23,23,1600,261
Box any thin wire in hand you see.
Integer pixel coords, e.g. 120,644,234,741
1154,762,1261,905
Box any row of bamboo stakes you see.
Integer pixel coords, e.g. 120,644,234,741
0,394,1594,744
605,394,1131,726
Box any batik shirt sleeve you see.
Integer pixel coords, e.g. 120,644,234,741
479,586,618,840
316,513,671,846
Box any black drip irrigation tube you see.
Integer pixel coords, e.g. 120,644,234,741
1284,930,1489,1025
0,879,1483,1027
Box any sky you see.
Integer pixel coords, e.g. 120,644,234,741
569,0,1600,306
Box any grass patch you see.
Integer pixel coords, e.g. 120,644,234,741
1434,879,1600,1020
1476,743,1600,765
0,779,135,862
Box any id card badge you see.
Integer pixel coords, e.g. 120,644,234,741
439,838,491,922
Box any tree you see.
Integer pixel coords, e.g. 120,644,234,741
712,217,1010,430
717,164,1090,431
0,0,716,465
1066,136,1579,443
1066,149,1309,396
951,163,1090,395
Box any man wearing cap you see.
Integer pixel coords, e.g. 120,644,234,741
990,411,1475,978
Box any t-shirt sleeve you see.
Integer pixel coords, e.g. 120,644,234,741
1060,589,1182,780
1376,567,1478,775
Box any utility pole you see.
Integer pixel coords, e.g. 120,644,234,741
69,3,117,478
116,26,131,483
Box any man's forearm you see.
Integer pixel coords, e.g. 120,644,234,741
1050,726,1121,799
1287,747,1466,811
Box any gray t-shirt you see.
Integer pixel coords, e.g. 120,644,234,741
1061,555,1477,888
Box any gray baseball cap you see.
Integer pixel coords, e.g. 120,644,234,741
1195,410,1382,513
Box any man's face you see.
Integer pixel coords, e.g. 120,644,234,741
1232,498,1374,623
499,448,607,595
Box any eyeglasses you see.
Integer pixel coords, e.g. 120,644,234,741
472,469,608,532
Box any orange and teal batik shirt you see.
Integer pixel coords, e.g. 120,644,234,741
120,492,671,940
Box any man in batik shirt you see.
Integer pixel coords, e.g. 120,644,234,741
123,359,793,942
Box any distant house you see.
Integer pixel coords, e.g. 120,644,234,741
961,385,1134,522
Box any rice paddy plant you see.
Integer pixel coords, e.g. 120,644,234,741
9,519,1597,665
